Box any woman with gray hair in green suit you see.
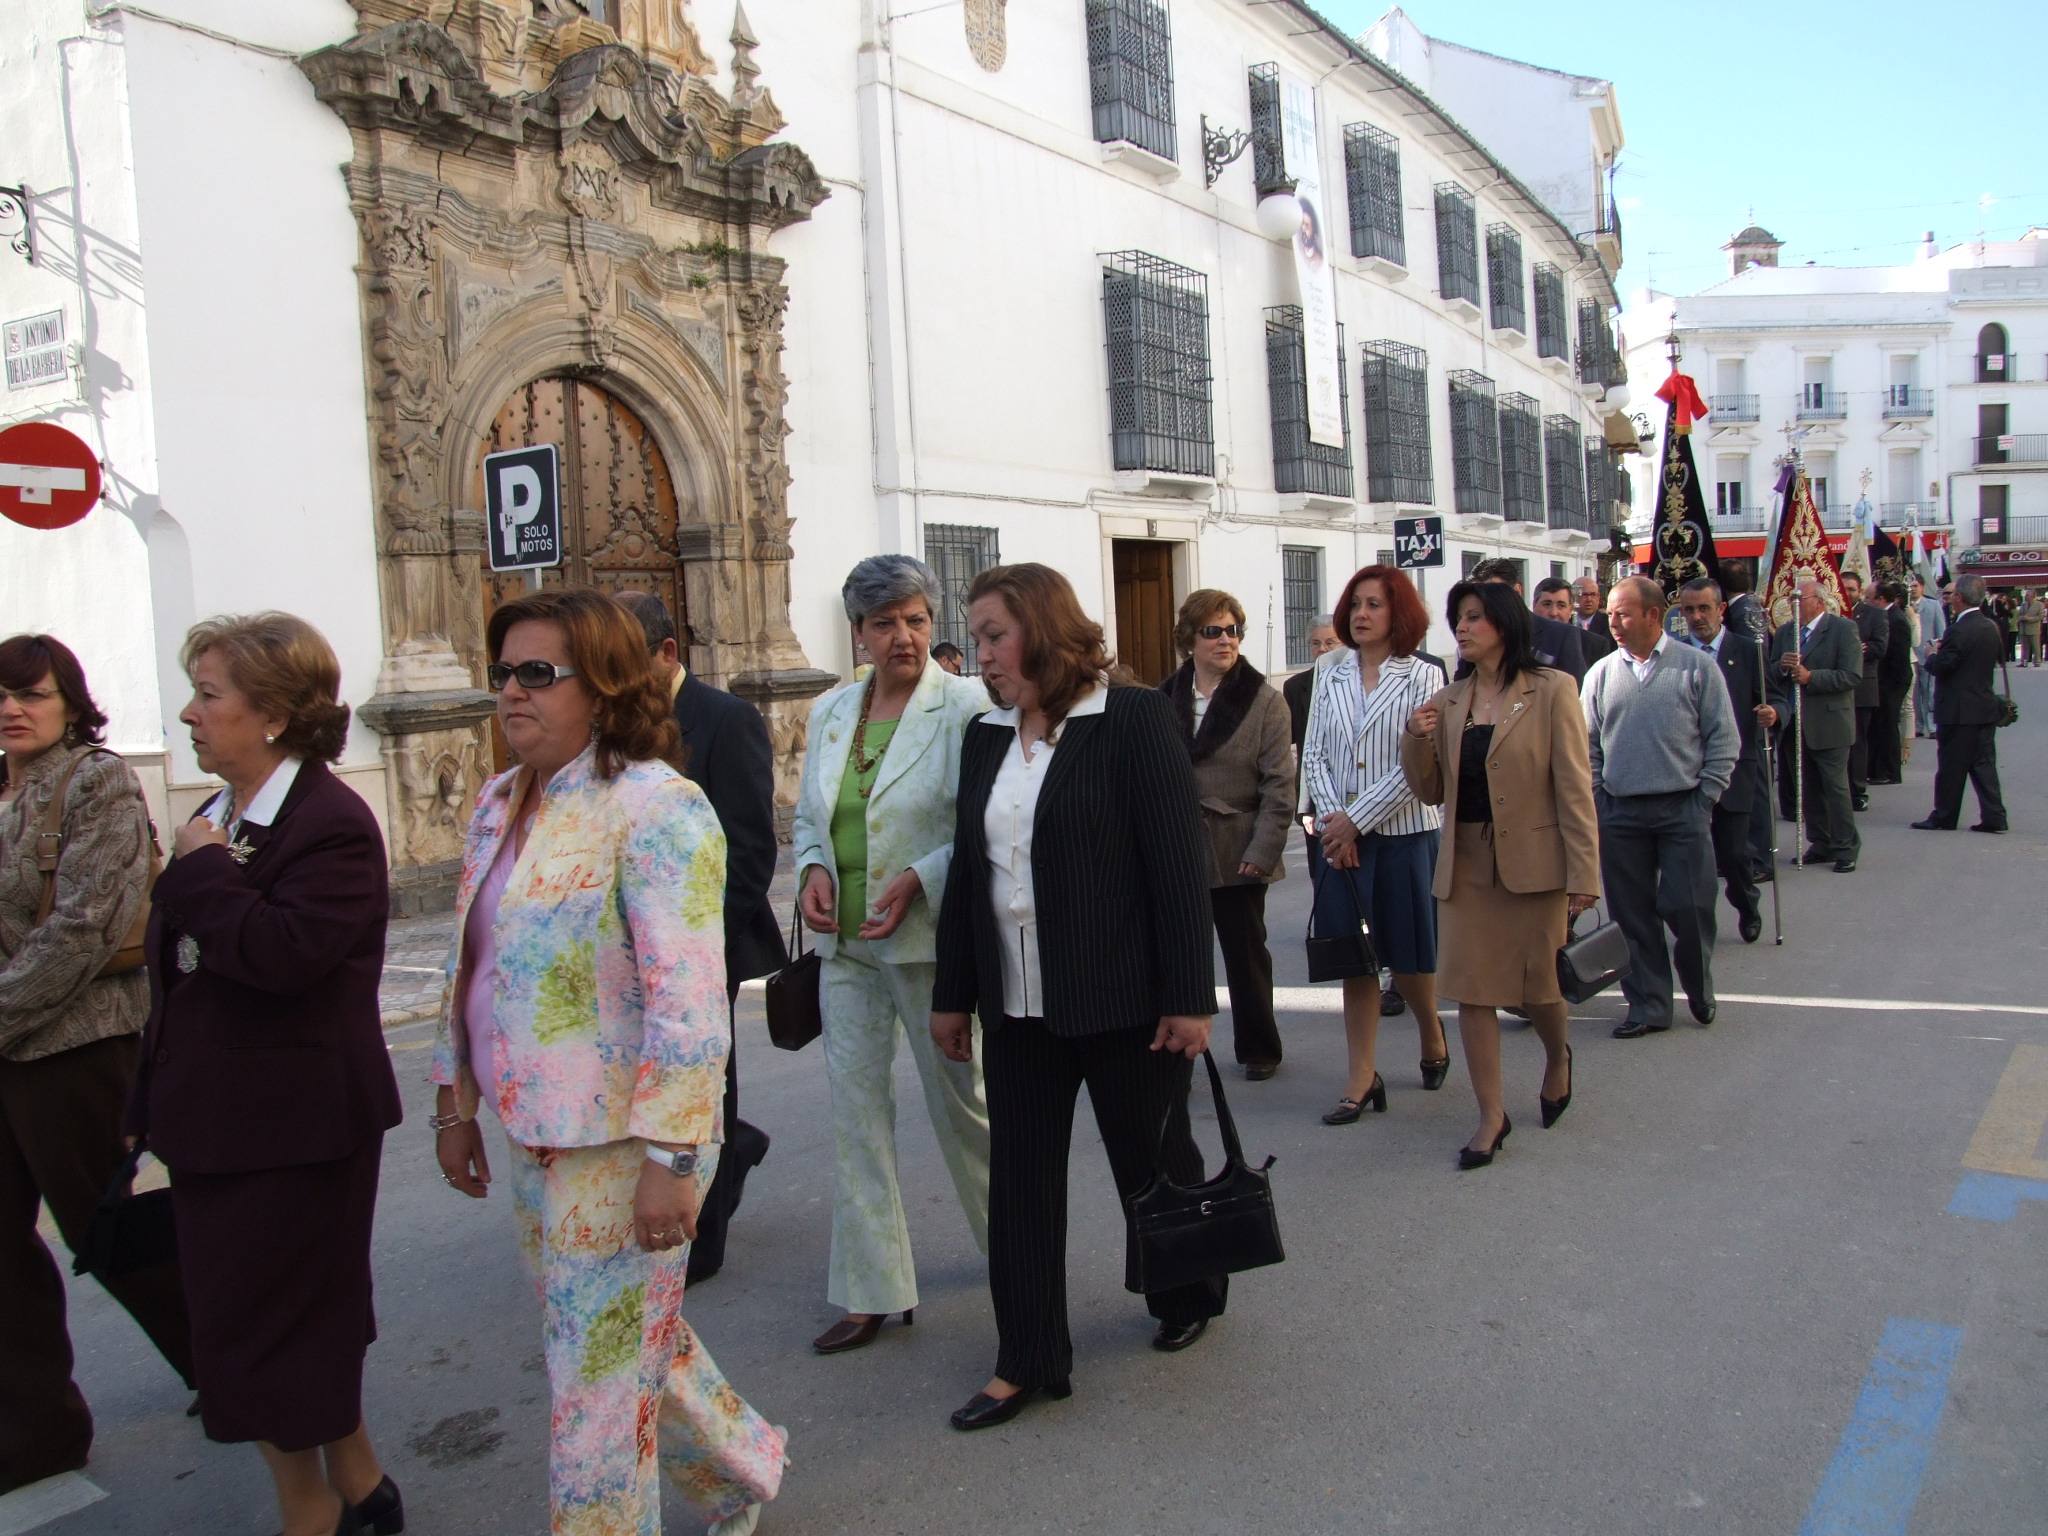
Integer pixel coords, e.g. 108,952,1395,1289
792,555,992,1355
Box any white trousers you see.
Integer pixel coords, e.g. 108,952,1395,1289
819,939,991,1315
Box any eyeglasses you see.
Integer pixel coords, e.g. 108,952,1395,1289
486,661,580,692
0,686,60,708
1195,624,1244,640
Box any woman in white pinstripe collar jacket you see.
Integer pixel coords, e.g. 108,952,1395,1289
1300,564,1449,1125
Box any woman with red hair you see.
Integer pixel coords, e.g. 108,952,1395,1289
1299,565,1451,1123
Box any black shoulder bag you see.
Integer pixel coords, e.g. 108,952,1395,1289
71,1137,178,1282
763,901,823,1052
1995,656,2020,728
1124,1051,1284,1294
1304,855,1378,984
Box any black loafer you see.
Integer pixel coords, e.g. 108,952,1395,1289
1970,823,2008,834
1243,1062,1279,1081
1612,1018,1669,1039
1152,1319,1208,1352
1738,910,1762,944
1910,819,1954,830
1379,985,1407,1017
1832,859,1857,873
949,1379,1071,1432
1690,997,1717,1025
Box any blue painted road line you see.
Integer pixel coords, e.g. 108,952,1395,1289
1947,1170,2048,1221
1800,1319,1963,1536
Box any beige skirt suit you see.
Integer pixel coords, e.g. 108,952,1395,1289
1400,668,1601,1007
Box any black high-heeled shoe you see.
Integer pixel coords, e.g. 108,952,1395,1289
1320,1073,1386,1124
1540,1045,1574,1129
1419,1054,1451,1091
949,1378,1072,1432
352,1475,404,1536
1458,1113,1511,1170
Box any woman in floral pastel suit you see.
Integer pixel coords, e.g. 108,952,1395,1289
431,587,782,1536
793,556,992,1355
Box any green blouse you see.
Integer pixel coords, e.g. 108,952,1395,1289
829,716,898,939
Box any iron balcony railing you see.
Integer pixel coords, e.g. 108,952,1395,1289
1265,307,1353,499
1434,183,1481,309
1880,502,1948,526
1246,64,1289,197
1532,263,1568,361
1102,251,1214,478
1882,386,1933,419
1708,393,1759,423
1795,386,1847,421
1086,0,1176,162
1447,369,1501,516
2006,514,2048,544
1543,414,1586,531
1711,509,1769,533
1343,122,1405,267
1976,433,2048,466
1976,352,2012,382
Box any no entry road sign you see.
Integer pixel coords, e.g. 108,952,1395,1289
1394,515,1444,570
484,444,562,572
0,421,102,530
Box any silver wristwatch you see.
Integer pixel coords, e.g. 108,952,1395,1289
645,1145,699,1177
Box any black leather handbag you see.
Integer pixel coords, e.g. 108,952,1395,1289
763,903,823,1052
1556,906,1632,1005
1304,858,1378,984
70,1138,177,1282
1995,658,2020,728
1123,1051,1284,1294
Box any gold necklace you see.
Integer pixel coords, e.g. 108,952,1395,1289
849,681,888,797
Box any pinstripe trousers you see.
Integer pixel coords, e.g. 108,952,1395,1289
983,1017,1227,1388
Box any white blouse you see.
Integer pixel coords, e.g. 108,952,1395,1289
979,683,1108,1019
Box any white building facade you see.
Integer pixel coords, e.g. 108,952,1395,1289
1622,230,2048,588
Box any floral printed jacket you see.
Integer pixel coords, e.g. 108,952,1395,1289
432,745,729,1150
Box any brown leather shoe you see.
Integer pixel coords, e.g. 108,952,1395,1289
812,1309,913,1354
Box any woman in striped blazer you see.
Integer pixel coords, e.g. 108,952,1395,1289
1301,564,1450,1124
930,564,1221,1433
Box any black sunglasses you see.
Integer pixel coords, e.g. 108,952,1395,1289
487,660,581,692
1196,624,1244,640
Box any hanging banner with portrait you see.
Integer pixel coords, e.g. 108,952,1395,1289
1280,70,1343,450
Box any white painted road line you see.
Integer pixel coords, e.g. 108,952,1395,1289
1248,987,2048,1017
0,1472,107,1536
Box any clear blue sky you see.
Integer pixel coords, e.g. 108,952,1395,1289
1317,0,2048,297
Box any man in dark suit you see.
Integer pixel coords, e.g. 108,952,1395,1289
1913,573,2009,833
1470,559,1588,683
1868,582,1915,784
1678,577,1774,942
1573,574,1613,640
1537,576,1613,662
1716,564,1777,882
618,591,786,1283
1839,571,1889,810
1768,573,1864,872
1281,617,1340,750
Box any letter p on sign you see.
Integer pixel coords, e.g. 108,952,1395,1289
482,444,562,573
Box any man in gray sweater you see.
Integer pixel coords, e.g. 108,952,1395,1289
1584,576,1741,1038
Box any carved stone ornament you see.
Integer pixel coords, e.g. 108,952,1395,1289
307,6,831,908
965,0,1007,72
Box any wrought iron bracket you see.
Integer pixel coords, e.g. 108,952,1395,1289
0,185,31,266
1199,116,1252,189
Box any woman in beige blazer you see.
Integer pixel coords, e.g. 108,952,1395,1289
1402,581,1600,1169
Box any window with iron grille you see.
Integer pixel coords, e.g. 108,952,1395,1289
1434,184,1480,308
1583,443,1612,533
1543,415,1586,531
924,524,1000,672
1576,298,1621,387
1247,64,1292,196
1102,250,1214,478
1086,0,1176,162
1361,339,1433,505
1343,122,1405,267
1533,263,1568,361
1485,223,1525,334
1498,391,1544,524
1282,546,1324,666
1447,370,1501,516
1265,307,1352,499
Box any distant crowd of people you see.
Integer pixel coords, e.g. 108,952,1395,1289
0,547,2018,1534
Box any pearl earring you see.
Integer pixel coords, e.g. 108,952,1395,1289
265,733,276,744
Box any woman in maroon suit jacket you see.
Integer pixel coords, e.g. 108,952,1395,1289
127,613,405,1536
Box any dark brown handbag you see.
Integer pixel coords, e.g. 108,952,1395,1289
32,748,159,978
763,902,822,1052
1556,906,1632,1005
70,1137,177,1282
1123,1051,1284,1294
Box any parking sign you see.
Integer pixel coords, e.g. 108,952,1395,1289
484,444,562,572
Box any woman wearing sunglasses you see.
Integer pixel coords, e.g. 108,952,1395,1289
431,588,783,1536
1156,592,1294,1079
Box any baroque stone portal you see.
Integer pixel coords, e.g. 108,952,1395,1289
304,0,833,912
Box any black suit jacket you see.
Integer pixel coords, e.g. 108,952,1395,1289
126,761,402,1175
1850,602,1889,706
1926,608,2006,726
1724,593,1767,645
1458,616,1586,686
1282,665,1315,750
1879,606,1914,693
673,672,787,985
932,686,1214,1036
1702,631,1767,812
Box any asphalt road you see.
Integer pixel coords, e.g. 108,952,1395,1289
25,669,2048,1536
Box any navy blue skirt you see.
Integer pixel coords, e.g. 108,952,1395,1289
1307,828,1440,977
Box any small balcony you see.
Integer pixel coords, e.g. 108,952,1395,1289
1976,433,2048,466
1711,509,1768,533
1708,394,1758,423
1795,387,1847,422
1976,353,2012,383
1880,501,1946,527
2008,514,2048,544
1881,386,1933,419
